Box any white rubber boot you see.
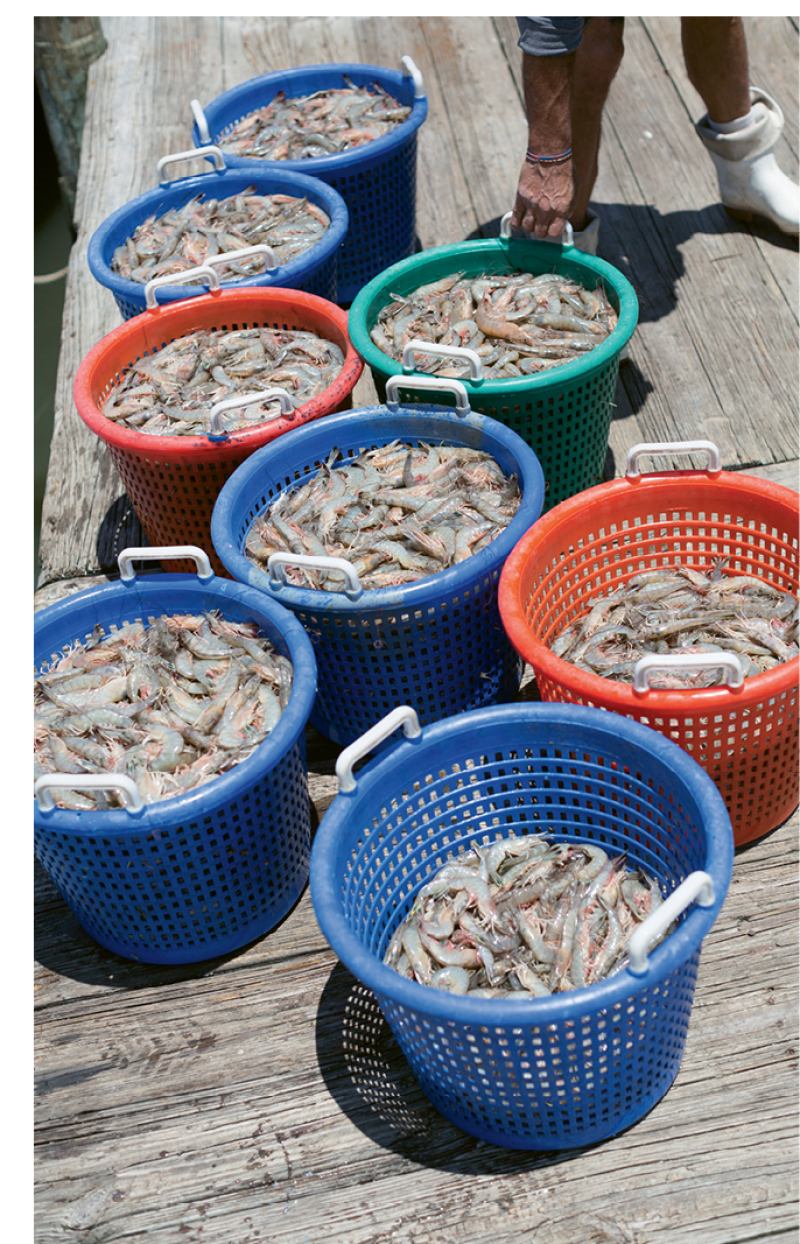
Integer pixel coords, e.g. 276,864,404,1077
695,87,799,234
568,208,601,255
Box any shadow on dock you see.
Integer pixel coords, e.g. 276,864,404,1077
314,959,614,1174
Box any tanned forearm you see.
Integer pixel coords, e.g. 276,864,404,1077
511,50,576,238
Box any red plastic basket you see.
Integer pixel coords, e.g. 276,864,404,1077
73,286,363,577
498,443,799,846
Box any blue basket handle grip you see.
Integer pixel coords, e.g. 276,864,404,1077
117,545,214,581
500,209,574,248
202,243,278,276
400,339,484,384
625,440,722,478
633,652,745,692
209,388,294,437
400,55,425,98
157,145,225,184
144,263,221,309
266,552,363,600
626,870,715,975
35,773,145,815
386,372,473,416
336,706,422,793
190,98,212,145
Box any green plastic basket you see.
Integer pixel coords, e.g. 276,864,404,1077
348,226,639,510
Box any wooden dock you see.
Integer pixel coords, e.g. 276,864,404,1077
35,17,799,1244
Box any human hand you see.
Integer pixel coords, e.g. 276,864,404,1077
510,157,575,239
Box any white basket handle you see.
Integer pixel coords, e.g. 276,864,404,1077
401,339,484,383
209,388,294,436
336,706,422,793
385,373,472,416
157,145,225,183
117,545,214,581
190,98,212,145
633,651,745,692
266,551,363,600
400,55,425,98
625,441,722,478
627,871,715,975
500,209,574,247
202,243,278,274
35,773,145,814
144,263,221,308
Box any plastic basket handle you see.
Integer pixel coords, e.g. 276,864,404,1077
401,339,484,383
400,54,425,98
336,706,422,793
385,373,472,416
144,263,221,309
633,651,745,692
190,98,212,145
209,388,294,437
627,870,715,975
202,243,278,274
35,773,145,814
500,209,574,248
626,440,722,478
157,145,225,184
266,552,363,600
117,545,214,581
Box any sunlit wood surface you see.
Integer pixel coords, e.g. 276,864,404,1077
35,17,798,1244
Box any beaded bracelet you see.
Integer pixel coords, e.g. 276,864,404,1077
525,147,572,165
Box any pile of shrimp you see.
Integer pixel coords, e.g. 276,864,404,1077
384,832,672,996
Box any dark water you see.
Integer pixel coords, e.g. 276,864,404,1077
35,86,75,590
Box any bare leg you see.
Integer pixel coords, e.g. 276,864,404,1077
681,17,751,123
570,17,625,229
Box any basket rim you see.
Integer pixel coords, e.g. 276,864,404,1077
86,165,349,303
72,286,362,461
195,61,429,177
347,235,640,392
309,701,734,1026
210,403,546,611
498,468,800,708
33,571,317,834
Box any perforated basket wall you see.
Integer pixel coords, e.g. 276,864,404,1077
310,703,733,1149
34,573,317,964
211,404,545,746
73,287,362,578
348,237,638,511
193,63,428,303
87,165,348,320
498,469,800,846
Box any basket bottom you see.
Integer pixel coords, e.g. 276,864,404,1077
34,736,313,965
53,869,309,965
416,1065,680,1151
372,947,702,1151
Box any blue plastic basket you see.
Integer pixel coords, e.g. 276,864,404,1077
87,164,348,320
310,702,734,1150
192,62,428,303
210,398,545,747
34,566,318,964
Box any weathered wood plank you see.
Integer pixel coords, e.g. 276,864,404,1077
35,800,798,1243
734,459,799,489
35,19,800,1244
